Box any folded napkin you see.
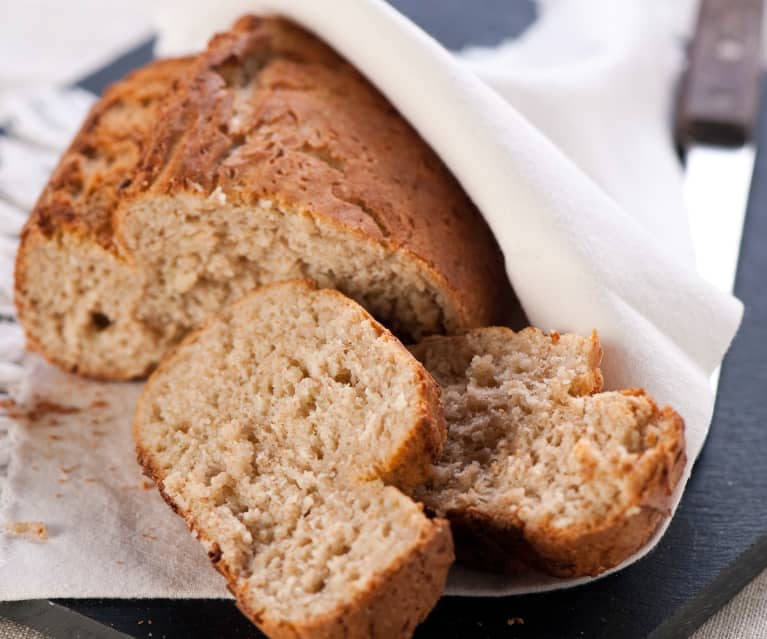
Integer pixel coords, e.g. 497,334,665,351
0,0,742,599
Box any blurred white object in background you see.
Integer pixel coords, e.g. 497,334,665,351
0,0,153,93
2,0,766,95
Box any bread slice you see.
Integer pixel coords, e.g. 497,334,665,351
133,280,453,639
410,327,685,577
15,16,512,381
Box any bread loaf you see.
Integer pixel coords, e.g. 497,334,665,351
410,327,686,577
15,57,192,378
15,16,512,380
133,280,453,639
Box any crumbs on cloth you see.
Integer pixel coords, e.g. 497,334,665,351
4,521,48,541
0,397,81,421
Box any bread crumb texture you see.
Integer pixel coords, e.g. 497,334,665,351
133,281,453,639
15,15,510,381
411,327,686,577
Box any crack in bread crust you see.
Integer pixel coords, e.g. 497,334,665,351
15,16,513,381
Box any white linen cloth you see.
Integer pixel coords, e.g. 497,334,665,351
0,0,743,599
0,0,153,94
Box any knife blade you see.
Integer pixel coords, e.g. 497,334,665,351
0,600,132,639
676,0,763,388
677,0,763,296
684,144,755,295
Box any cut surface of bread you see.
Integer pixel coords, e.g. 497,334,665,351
410,327,686,577
14,57,193,378
16,15,512,380
134,280,453,639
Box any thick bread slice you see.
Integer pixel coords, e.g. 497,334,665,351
16,16,512,380
410,327,686,577
134,280,453,639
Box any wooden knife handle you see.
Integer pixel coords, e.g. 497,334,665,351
676,0,764,147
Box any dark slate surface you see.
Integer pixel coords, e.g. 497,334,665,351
3,2,766,638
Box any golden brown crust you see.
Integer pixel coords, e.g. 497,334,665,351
16,16,512,381
20,57,194,249
122,15,510,331
438,392,686,578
